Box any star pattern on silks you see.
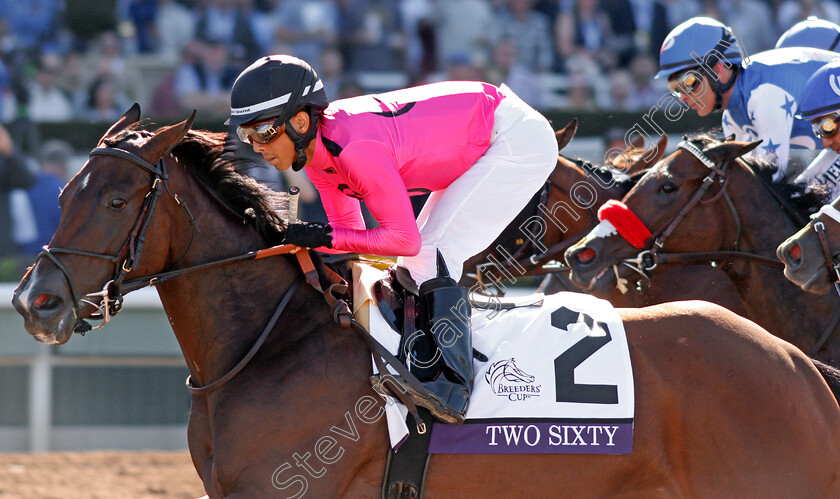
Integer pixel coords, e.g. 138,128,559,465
722,113,733,127
763,138,780,155
781,95,796,118
749,110,757,122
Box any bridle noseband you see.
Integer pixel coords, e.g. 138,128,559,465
810,202,840,297
34,146,196,334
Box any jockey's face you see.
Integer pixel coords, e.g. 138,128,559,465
246,111,311,172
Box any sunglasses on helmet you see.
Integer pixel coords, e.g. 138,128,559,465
812,114,840,139
667,70,704,99
236,116,285,144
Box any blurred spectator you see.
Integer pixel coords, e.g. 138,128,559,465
566,73,596,110
398,0,434,78
337,0,406,72
80,75,131,122
627,52,660,109
271,0,338,70
486,36,544,107
599,0,638,68
0,0,61,50
605,69,634,110
0,124,34,259
717,0,775,53
155,0,197,60
555,0,612,70
433,0,495,71
337,78,364,98
778,0,840,32
663,0,701,31
318,46,347,97
18,139,68,255
84,31,128,81
173,38,239,118
125,0,158,53
26,53,74,122
626,0,668,57
444,52,485,81
494,0,554,72
194,0,262,64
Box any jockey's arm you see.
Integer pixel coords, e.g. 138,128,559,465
746,83,796,181
312,140,422,257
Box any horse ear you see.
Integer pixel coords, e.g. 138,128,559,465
706,139,763,163
141,110,197,162
555,118,577,151
626,133,668,175
97,103,141,146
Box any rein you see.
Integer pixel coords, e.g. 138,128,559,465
620,140,782,276
43,143,434,432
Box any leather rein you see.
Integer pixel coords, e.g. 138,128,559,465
37,144,433,431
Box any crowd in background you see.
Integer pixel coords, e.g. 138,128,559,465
0,0,836,277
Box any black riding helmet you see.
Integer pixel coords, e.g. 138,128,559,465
227,55,329,170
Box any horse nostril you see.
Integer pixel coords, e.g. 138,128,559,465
788,243,801,264
33,293,62,312
576,248,597,264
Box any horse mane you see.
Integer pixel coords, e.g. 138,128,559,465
687,133,828,219
105,125,288,244
568,156,639,197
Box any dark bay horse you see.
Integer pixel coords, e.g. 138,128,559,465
12,107,840,496
565,135,840,365
466,128,745,315
778,194,840,295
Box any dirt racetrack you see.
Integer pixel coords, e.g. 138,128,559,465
0,451,206,498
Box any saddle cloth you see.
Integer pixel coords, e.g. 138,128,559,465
352,263,635,455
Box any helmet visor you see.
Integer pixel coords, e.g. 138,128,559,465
667,69,704,99
812,114,840,139
237,116,285,144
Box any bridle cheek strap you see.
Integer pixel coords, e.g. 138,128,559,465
597,200,652,249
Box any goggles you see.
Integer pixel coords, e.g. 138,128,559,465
812,114,840,139
236,116,285,144
667,70,704,99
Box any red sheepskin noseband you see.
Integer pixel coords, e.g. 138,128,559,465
597,200,652,249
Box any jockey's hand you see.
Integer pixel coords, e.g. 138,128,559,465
282,222,333,248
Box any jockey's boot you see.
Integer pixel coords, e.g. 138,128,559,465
398,251,473,424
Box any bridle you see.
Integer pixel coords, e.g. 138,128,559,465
809,202,840,297
33,147,197,334
28,143,437,430
620,139,785,284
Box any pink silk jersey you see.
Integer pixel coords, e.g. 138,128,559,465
305,81,506,256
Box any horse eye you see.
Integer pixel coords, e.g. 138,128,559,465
659,182,677,194
109,198,127,211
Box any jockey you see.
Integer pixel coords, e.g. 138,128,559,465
794,59,840,199
226,55,558,424
658,17,838,180
776,17,840,51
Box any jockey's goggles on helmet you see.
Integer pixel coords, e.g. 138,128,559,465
236,116,285,144
667,70,704,98
812,113,840,139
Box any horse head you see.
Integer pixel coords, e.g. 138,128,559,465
13,104,198,344
564,136,761,292
778,196,840,295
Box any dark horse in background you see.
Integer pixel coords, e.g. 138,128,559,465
465,124,744,315
565,134,840,366
778,193,840,295
12,107,840,496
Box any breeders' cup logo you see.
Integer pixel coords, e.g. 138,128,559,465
830,74,840,97
484,358,541,401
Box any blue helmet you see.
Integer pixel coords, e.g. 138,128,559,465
776,17,840,51
656,17,743,80
796,59,840,120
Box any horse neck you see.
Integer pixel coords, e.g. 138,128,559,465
725,163,838,346
148,166,307,385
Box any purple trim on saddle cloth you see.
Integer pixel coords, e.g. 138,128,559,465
428,419,633,454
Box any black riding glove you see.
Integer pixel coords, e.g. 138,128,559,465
282,222,333,248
